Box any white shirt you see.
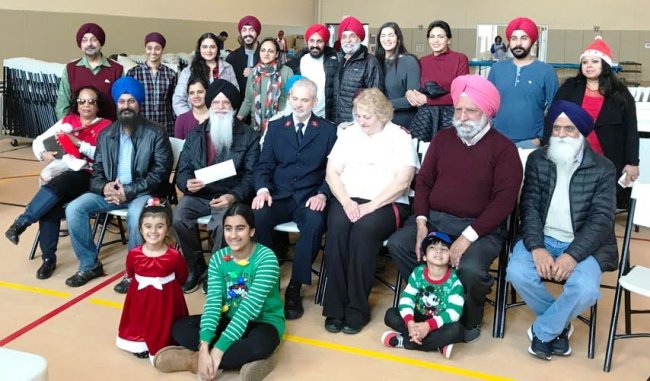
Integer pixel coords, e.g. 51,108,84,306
300,55,326,118
544,157,581,242
328,122,419,204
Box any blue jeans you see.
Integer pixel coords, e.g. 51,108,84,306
506,236,602,342
65,192,149,271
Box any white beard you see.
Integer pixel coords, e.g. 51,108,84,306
452,114,489,141
342,41,361,55
548,135,584,168
208,110,234,156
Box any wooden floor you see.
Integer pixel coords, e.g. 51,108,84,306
0,136,648,381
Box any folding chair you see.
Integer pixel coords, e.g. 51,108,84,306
603,183,650,372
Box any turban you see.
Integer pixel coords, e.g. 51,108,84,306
305,23,330,44
76,23,105,48
285,75,307,94
238,16,262,35
111,77,145,105
505,17,538,44
144,32,166,49
580,36,613,67
205,79,242,110
339,16,365,41
450,75,501,117
547,100,594,137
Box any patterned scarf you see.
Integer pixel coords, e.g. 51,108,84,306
251,62,283,132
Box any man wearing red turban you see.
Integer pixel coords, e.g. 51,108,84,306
488,16,558,149
226,15,262,101
55,22,123,121
286,23,339,120
388,74,523,344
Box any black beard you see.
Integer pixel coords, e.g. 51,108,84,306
511,45,532,59
309,47,324,58
117,109,140,126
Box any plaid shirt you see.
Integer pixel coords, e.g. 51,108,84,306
127,63,177,135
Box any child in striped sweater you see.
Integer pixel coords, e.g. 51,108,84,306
382,231,465,358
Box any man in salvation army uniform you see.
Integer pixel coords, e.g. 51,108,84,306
251,77,338,320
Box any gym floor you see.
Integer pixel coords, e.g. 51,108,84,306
0,137,648,381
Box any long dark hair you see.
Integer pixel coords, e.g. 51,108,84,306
190,32,220,82
576,59,630,106
223,203,256,230
375,22,410,70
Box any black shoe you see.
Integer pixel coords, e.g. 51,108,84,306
551,323,574,356
65,263,105,287
113,276,131,294
284,282,304,320
324,317,343,333
342,323,364,335
5,218,29,245
528,326,552,361
36,258,56,279
183,260,207,294
463,326,481,343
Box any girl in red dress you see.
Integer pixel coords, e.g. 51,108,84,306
116,198,189,361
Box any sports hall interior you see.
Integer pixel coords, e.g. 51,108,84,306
0,1,649,380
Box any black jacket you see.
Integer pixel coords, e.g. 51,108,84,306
176,118,260,202
226,46,260,101
286,47,339,121
520,145,618,272
549,77,639,176
90,119,173,201
332,45,383,124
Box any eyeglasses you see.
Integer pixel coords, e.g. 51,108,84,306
77,98,98,105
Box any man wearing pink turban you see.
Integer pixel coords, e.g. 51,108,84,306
488,16,558,148
388,73,522,344
226,15,262,99
286,23,338,119
55,22,123,121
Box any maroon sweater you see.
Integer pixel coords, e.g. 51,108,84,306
414,128,522,236
419,49,469,106
67,58,123,121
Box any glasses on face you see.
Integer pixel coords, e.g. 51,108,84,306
77,98,97,105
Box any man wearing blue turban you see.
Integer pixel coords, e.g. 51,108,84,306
64,77,174,291
506,100,618,361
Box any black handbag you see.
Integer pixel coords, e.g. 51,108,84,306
420,81,448,99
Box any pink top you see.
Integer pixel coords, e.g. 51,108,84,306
581,88,605,155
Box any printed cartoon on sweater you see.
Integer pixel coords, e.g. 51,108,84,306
418,286,440,317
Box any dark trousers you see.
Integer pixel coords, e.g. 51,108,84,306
254,197,326,285
172,195,226,267
322,198,409,327
171,315,280,370
387,211,505,328
384,307,464,351
19,170,91,261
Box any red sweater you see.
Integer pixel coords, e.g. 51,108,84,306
414,128,523,236
67,58,123,121
419,50,469,106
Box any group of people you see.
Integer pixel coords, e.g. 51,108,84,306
3,11,641,380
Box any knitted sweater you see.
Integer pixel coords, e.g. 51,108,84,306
399,266,464,330
199,244,284,352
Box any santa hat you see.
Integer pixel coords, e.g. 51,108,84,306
580,36,613,67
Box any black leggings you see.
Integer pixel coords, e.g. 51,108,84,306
384,307,464,351
171,315,280,370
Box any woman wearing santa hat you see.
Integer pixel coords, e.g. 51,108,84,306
551,36,639,208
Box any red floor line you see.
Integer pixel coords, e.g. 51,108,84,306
0,271,124,346
615,235,650,243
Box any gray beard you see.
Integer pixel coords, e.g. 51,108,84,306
208,110,234,156
548,136,584,168
452,114,489,141
342,42,361,55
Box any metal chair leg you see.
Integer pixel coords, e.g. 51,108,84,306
28,229,40,260
392,272,403,309
117,217,127,244
588,302,597,359
603,281,624,371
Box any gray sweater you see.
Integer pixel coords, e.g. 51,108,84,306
383,54,420,128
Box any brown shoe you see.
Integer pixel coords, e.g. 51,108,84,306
153,346,199,373
240,350,279,381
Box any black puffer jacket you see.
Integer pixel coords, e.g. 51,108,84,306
176,118,260,202
332,45,383,124
90,119,173,201
286,46,339,121
520,145,618,271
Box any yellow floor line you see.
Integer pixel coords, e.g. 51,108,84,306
284,334,514,381
0,281,513,380
0,280,70,298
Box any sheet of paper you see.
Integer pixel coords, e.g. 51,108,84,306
194,159,237,185
631,183,650,227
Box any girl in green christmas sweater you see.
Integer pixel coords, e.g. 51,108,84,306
382,231,465,358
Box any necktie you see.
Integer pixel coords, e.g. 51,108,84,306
296,123,304,145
